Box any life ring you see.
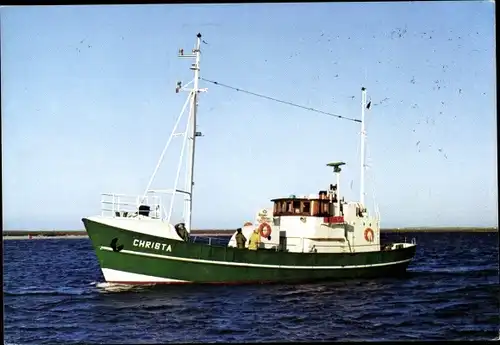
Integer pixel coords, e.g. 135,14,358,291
364,228,374,242
259,222,272,238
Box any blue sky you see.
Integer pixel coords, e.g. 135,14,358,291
2,2,497,230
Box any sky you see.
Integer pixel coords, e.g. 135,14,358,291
1,2,497,230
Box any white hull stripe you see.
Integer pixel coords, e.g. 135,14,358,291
102,268,189,283
99,246,413,270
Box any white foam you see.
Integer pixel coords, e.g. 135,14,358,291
94,281,140,293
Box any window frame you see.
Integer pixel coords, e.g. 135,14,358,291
272,198,331,217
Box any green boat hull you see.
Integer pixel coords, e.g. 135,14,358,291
83,218,417,284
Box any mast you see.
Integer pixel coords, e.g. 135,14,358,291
184,33,202,233
140,34,204,207
144,33,205,229
360,87,367,206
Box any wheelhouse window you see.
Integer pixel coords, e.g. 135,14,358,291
321,200,330,216
301,201,310,214
273,199,316,217
310,200,332,217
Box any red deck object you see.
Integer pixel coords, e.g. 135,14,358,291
323,216,345,224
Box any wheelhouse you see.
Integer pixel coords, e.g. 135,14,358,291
271,184,348,224
272,190,338,218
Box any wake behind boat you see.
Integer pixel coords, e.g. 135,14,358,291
82,33,417,285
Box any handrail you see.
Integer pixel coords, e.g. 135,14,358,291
100,193,164,219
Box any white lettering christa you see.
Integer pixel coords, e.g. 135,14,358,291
132,239,172,252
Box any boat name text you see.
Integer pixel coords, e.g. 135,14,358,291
133,239,172,252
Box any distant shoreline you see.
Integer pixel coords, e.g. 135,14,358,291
3,235,90,240
2,227,497,240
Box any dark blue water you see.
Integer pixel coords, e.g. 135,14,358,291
3,232,499,343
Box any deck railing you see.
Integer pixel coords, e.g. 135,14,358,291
100,193,164,219
190,236,230,247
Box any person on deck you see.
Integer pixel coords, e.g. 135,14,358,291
248,228,260,251
175,223,189,242
235,228,247,249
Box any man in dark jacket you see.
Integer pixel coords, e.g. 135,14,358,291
235,228,247,249
175,223,189,242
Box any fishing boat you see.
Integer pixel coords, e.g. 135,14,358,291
82,33,417,284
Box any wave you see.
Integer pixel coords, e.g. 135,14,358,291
408,267,498,276
4,287,89,297
93,281,155,293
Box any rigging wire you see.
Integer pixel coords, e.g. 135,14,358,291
200,77,362,123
